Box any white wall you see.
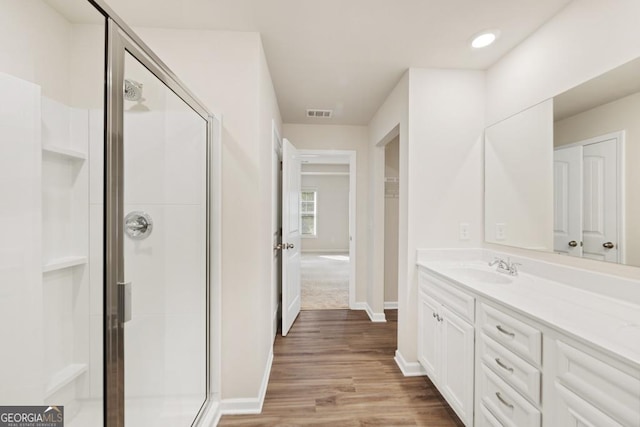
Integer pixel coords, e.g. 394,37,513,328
403,69,485,362
368,73,409,320
0,1,71,105
368,69,485,363
282,124,369,303
136,28,282,400
485,0,640,280
555,91,640,266
487,0,640,126
301,173,350,252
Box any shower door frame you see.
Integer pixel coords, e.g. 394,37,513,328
97,3,219,425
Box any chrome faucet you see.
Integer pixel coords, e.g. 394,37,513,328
488,257,521,276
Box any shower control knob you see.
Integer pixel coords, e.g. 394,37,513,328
124,211,153,240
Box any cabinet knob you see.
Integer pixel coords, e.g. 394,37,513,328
568,240,578,247
603,242,615,249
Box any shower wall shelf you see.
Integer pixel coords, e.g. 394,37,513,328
40,97,92,408
42,144,87,161
43,256,88,273
44,363,88,398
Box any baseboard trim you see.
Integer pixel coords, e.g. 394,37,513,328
352,302,386,322
394,350,427,377
196,400,221,426
384,301,398,309
301,249,349,254
220,350,274,415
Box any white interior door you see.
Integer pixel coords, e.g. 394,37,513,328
553,146,583,257
582,139,619,262
281,138,301,336
271,128,282,341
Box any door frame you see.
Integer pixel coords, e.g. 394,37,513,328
555,130,626,263
296,149,357,309
104,15,220,427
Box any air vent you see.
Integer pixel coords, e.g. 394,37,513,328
306,109,333,118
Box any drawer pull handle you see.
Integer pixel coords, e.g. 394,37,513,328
496,325,515,338
496,392,514,409
495,358,514,373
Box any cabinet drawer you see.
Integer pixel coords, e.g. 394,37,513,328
479,303,542,366
480,333,541,405
555,341,640,427
477,404,503,427
479,363,541,427
419,269,475,323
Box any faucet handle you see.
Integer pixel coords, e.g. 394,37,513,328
509,262,522,275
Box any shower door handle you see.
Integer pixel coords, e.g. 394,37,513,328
118,281,132,323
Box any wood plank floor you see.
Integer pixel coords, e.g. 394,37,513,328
219,310,464,426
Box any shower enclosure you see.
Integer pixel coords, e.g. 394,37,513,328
0,1,220,426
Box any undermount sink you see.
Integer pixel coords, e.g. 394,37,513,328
447,267,513,284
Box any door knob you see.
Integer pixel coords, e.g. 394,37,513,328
568,240,578,247
285,243,295,250
603,242,615,249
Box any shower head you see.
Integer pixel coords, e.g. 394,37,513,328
124,79,143,101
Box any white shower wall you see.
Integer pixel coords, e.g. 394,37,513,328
116,78,207,401
0,71,96,419
0,72,44,403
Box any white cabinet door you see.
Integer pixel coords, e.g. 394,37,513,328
418,291,440,378
553,145,583,257
555,384,623,427
582,139,619,263
441,306,475,426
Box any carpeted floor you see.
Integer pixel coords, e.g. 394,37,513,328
301,252,349,310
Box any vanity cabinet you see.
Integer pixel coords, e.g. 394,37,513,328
418,273,475,426
553,340,640,427
477,303,542,427
416,263,640,427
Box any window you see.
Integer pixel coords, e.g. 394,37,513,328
301,190,317,237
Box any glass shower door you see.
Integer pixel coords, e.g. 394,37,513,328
121,51,208,426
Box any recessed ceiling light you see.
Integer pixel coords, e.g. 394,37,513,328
471,30,499,49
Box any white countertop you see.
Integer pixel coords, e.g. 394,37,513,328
416,256,640,370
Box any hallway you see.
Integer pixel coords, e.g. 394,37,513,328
219,310,463,426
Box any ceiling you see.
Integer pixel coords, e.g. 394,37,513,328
53,0,573,125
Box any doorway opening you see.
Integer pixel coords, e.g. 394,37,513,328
274,144,357,336
298,151,356,311
384,136,400,310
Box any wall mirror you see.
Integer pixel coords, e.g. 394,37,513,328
485,56,640,267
